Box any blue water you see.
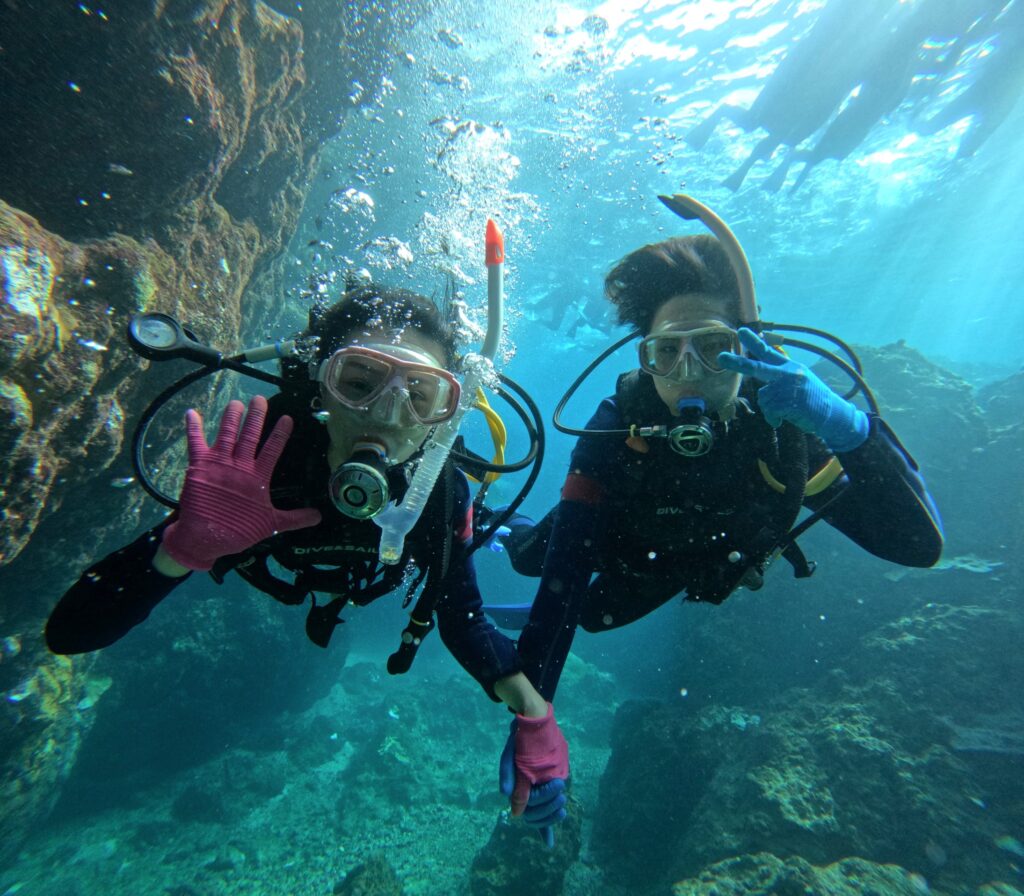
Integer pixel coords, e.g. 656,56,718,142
8,2,1023,894
295,0,1024,383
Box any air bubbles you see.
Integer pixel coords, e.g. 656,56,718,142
361,236,414,272
330,188,375,221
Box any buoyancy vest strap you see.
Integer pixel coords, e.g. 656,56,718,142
781,542,816,578
230,554,309,605
305,593,349,648
771,420,809,557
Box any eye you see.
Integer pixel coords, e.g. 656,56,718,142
406,375,439,413
702,334,734,355
334,358,387,400
347,376,373,393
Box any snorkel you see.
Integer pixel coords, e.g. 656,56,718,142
374,219,505,565
656,193,759,328
649,196,757,455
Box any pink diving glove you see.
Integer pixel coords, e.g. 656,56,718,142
161,395,322,571
499,702,570,846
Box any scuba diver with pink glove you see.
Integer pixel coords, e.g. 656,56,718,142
47,259,569,840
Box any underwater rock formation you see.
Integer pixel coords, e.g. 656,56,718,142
468,795,584,896
671,852,931,896
0,0,423,869
332,854,405,896
853,343,1022,561
592,595,1024,894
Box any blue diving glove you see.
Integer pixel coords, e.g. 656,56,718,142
718,328,869,452
485,525,512,553
499,709,569,848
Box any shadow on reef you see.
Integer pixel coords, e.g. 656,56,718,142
50,574,349,820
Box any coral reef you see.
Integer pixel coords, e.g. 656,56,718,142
672,852,933,896
332,854,405,896
826,343,1021,562
0,656,542,895
591,595,1024,894
468,795,583,896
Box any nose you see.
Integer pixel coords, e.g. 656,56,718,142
674,348,704,382
369,381,408,426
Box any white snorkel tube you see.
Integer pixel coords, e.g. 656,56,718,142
375,219,505,564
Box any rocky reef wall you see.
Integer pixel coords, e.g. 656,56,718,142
0,0,423,868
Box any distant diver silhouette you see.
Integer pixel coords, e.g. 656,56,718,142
913,0,1024,159
686,0,903,191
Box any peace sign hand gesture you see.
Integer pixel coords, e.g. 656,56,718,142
718,328,869,452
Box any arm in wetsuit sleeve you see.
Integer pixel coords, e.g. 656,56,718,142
807,415,943,567
516,397,617,701
516,399,618,700
433,474,523,701
45,519,191,654
434,542,524,701
516,491,603,702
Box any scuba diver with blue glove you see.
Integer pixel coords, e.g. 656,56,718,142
46,224,570,836
495,194,943,838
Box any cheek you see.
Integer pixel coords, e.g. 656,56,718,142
703,373,742,406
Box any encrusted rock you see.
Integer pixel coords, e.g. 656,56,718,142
0,0,426,868
333,854,405,896
468,796,583,896
671,852,930,896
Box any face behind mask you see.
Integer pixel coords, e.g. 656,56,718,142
317,342,461,519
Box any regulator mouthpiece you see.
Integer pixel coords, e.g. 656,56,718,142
669,398,714,457
329,444,390,519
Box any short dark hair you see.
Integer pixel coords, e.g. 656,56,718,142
310,283,457,366
604,234,741,334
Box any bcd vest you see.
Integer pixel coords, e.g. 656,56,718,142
601,370,810,604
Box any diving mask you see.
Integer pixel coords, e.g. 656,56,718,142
318,344,461,427
639,325,740,381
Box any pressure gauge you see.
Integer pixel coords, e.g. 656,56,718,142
128,313,181,357
127,312,223,365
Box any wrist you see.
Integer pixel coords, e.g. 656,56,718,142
153,544,192,577
516,702,554,727
518,694,550,719
494,672,549,718
825,407,870,453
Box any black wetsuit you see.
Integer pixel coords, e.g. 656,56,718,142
45,394,521,698
514,372,944,701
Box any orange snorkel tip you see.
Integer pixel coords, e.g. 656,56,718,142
485,218,504,266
